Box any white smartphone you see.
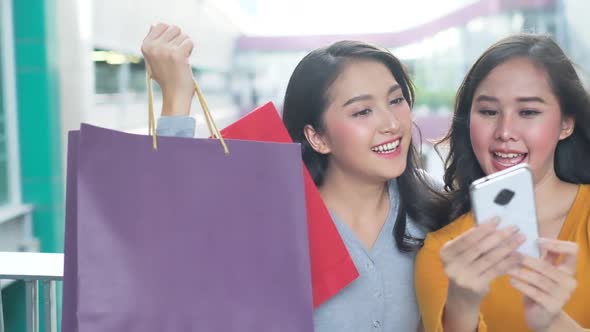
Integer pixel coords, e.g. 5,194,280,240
469,164,539,258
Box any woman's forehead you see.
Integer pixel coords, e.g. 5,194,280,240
328,60,400,98
473,57,556,101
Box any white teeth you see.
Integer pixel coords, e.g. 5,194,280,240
494,152,523,159
372,140,400,153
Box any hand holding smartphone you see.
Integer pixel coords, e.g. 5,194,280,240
470,164,540,258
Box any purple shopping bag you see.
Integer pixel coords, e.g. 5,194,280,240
62,123,314,332
62,130,79,332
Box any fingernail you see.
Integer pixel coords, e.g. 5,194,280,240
485,219,500,228
507,225,519,232
536,238,548,245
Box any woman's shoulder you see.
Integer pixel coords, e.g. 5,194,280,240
569,184,590,235
576,184,590,212
423,212,476,248
563,184,590,227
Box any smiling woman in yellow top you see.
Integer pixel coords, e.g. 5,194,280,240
415,34,590,332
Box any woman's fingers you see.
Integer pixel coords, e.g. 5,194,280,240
508,240,578,322
172,33,188,46
476,238,524,280
180,38,194,57
509,266,558,294
440,220,498,262
510,278,558,312
441,220,526,298
460,225,521,266
159,25,182,42
145,23,169,42
520,256,572,284
538,238,578,273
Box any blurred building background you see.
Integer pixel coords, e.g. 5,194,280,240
1,0,589,330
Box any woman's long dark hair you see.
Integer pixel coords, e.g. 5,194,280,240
282,41,450,252
437,33,590,221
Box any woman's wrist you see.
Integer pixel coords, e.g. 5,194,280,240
161,90,193,116
443,284,483,332
542,311,585,332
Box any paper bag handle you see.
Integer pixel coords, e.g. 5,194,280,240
146,71,230,155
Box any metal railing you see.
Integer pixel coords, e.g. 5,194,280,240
0,252,63,332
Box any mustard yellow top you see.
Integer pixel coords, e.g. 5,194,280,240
415,185,590,332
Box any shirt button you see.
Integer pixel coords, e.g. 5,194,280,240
375,291,382,299
372,320,382,328
366,262,374,270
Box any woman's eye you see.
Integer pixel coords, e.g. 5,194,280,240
520,109,541,117
478,109,497,116
390,97,405,105
353,109,372,117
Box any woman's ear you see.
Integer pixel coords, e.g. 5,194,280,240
303,124,331,154
559,116,575,140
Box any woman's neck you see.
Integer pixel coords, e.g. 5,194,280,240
534,167,579,237
319,167,390,225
